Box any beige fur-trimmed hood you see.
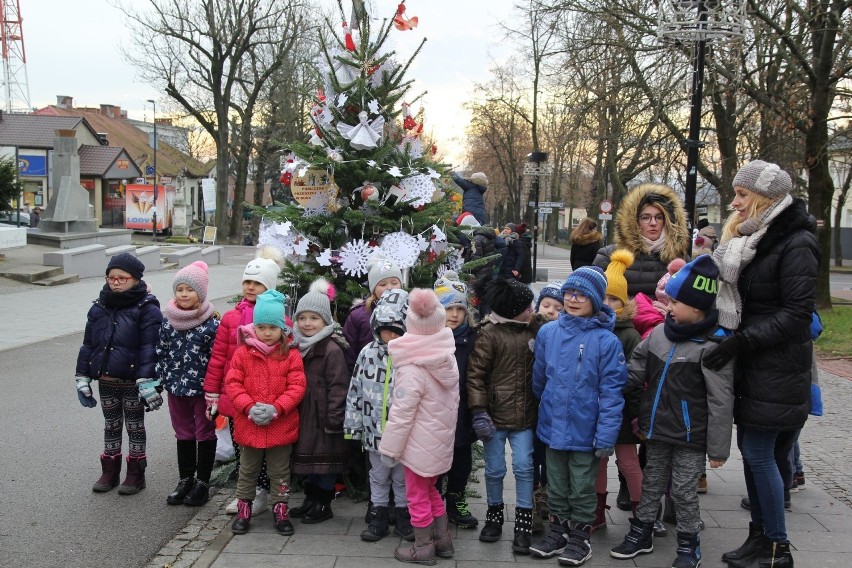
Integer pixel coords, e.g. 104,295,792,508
615,183,691,264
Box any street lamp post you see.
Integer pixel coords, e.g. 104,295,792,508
524,151,550,281
657,0,745,254
147,99,158,240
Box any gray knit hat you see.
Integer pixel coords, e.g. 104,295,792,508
295,278,334,325
733,160,792,200
367,253,403,293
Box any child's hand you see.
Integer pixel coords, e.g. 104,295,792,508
709,459,726,469
205,393,220,420
380,454,399,468
631,418,646,441
472,412,496,442
249,403,278,425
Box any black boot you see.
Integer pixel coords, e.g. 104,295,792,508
168,440,196,504
729,539,794,568
479,503,504,543
558,522,592,566
273,502,295,536
388,490,397,526
290,481,316,518
512,507,533,554
231,499,252,534
183,480,210,507
360,505,390,542
302,487,335,524
722,522,764,563
394,506,415,541
616,473,631,511
446,491,478,528
610,517,654,559
530,515,570,558
672,531,701,568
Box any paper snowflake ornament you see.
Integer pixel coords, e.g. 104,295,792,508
446,247,465,271
398,136,423,158
379,232,420,269
415,233,429,251
339,239,373,277
336,92,349,108
301,192,330,217
427,168,441,179
337,111,385,150
386,165,404,178
311,102,333,127
317,248,334,267
399,174,436,208
333,59,357,87
431,224,448,254
293,237,310,256
368,99,381,114
369,59,399,88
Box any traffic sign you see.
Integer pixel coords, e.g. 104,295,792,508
600,199,613,214
146,165,155,175
538,207,553,214
528,201,564,208
159,176,173,184
599,213,613,220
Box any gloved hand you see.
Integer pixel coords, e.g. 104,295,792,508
205,392,220,420
380,454,399,468
631,418,646,441
704,334,743,371
136,378,164,411
472,412,496,442
595,447,615,458
249,403,278,426
76,377,97,408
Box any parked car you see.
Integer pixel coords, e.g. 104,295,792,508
0,211,31,226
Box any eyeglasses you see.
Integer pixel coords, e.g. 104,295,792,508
639,214,665,224
105,276,131,285
563,290,589,303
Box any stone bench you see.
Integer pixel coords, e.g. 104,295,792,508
164,246,203,268
105,245,137,259
43,244,107,279
200,245,224,265
136,246,162,272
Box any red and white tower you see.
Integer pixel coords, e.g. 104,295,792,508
1,0,31,113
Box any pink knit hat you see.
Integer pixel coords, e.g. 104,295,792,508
655,258,686,304
405,288,446,336
174,261,210,302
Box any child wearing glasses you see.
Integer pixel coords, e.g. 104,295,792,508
529,266,628,566
75,253,162,495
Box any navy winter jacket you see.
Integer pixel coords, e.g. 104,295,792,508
156,316,220,396
76,283,161,382
452,173,488,225
453,324,477,446
533,306,628,451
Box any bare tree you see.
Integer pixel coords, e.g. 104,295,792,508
116,0,311,243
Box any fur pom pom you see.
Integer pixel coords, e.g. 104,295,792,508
610,249,635,269
308,277,336,301
256,245,285,268
408,288,440,317
667,258,687,275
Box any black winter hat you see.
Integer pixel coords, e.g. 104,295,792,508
486,278,534,319
106,253,145,280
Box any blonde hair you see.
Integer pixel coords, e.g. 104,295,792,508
571,218,598,240
721,190,775,241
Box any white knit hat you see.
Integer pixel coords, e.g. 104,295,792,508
295,278,335,325
242,257,280,292
367,252,403,293
405,288,446,336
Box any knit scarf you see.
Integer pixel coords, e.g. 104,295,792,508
641,229,667,255
238,324,279,356
163,299,215,331
663,309,718,343
713,194,793,330
292,323,335,356
99,281,149,309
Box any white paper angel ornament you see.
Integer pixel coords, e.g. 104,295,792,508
337,111,385,150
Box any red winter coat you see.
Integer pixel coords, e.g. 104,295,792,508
204,300,254,417
224,341,306,449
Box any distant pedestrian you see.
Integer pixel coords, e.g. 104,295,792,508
29,207,41,228
156,261,220,507
225,290,306,536
570,218,603,270
75,253,162,495
452,171,489,225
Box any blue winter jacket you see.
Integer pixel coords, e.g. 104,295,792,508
76,284,162,382
533,306,628,451
452,173,488,225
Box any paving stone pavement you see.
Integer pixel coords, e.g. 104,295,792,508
150,364,852,568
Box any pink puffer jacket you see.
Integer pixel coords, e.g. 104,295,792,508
379,327,459,477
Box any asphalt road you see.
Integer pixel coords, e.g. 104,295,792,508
0,333,202,568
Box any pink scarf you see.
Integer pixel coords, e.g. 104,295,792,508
163,299,215,331
237,324,279,356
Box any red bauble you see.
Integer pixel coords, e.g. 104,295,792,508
280,172,292,186
403,116,417,130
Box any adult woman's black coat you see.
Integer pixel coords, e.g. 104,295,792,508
570,230,603,270
733,198,818,432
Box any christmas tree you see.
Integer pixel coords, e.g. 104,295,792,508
256,0,467,316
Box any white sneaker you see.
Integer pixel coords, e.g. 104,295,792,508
225,498,239,515
252,488,269,515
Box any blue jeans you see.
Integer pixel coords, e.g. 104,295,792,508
483,428,534,509
738,426,797,542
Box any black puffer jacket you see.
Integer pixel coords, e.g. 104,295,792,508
76,283,161,382
734,198,818,431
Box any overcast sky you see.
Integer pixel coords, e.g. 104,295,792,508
21,0,517,166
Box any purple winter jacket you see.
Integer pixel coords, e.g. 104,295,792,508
342,302,374,372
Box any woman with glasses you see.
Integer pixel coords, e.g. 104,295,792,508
75,253,163,495
593,184,691,298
